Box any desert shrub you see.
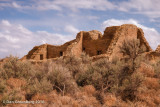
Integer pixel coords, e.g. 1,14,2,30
103,93,117,106
82,85,96,96
103,58,144,101
54,53,90,80
119,38,142,72
25,77,52,100
34,70,46,82
119,38,141,59
143,77,160,90
118,71,144,101
7,89,22,101
27,78,52,94
76,38,145,102
29,61,55,82
76,57,126,97
34,65,48,82
80,52,91,64
110,38,145,101
73,91,101,106
109,59,126,91
0,56,35,80
138,62,155,77
153,61,160,78
55,54,84,79
63,55,83,78
76,58,114,92
46,63,78,95
24,61,78,97
0,89,22,106
0,79,7,94
63,54,81,66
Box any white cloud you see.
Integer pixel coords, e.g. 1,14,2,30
0,0,116,11
0,20,74,58
34,0,160,18
102,19,160,50
2,20,11,26
64,25,79,35
102,19,138,28
12,2,21,8
17,25,32,35
0,48,8,52
36,31,74,45
118,0,160,18
33,0,62,11
53,0,116,11
1,0,160,19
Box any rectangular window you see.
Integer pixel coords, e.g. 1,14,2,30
60,51,63,56
83,47,85,51
97,50,102,55
40,54,43,60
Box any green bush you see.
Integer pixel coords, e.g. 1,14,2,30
47,63,78,95
112,38,145,101
0,56,35,80
63,54,82,78
26,77,52,95
117,71,144,101
119,38,142,72
23,61,78,97
76,58,114,92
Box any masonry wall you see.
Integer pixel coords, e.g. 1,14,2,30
82,38,111,56
145,51,160,62
137,28,152,52
81,30,110,57
156,45,160,53
67,32,83,57
47,40,76,58
107,24,152,59
26,44,47,60
110,24,138,58
23,24,153,61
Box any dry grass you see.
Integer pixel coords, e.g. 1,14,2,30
143,77,160,90
82,85,96,96
139,62,155,77
7,78,26,88
103,93,117,106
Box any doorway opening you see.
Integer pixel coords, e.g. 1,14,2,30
40,54,43,60
97,50,102,55
60,51,63,56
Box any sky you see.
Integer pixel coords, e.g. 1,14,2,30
0,0,160,58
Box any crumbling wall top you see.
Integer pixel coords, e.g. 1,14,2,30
156,45,160,52
76,30,102,41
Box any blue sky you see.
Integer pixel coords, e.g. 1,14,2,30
0,0,160,58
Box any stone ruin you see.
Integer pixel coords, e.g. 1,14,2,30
145,45,160,62
22,24,156,61
156,45,160,53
